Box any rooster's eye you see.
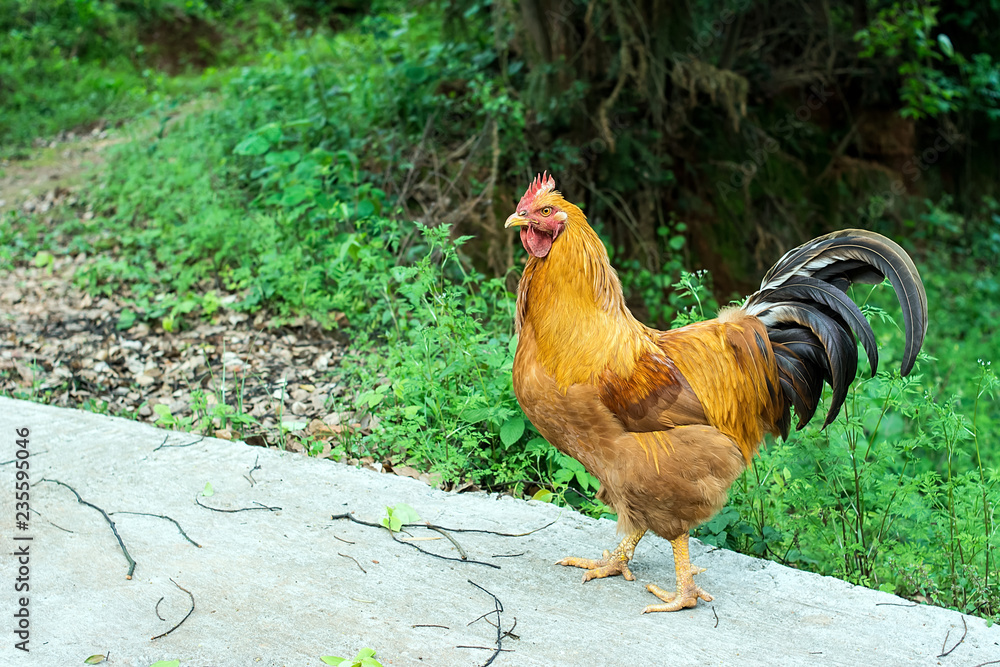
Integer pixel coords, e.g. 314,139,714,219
540,206,553,216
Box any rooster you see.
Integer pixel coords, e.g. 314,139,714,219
505,173,927,613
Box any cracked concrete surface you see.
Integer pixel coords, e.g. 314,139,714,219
1,396,998,666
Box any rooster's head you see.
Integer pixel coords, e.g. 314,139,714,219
505,172,571,258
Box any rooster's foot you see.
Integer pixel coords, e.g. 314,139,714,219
642,581,713,613
557,551,636,582
556,529,646,583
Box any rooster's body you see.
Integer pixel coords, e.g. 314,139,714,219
505,173,927,612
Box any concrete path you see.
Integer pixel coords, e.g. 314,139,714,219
1,396,997,666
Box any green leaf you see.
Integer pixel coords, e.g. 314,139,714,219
937,33,954,58
33,250,55,268
525,437,550,455
202,482,214,497
356,648,376,659
234,135,271,156
280,420,308,432
258,123,283,143
152,404,173,421
669,235,685,250
265,150,301,166
531,489,554,503
391,503,421,525
360,658,383,667
500,417,525,446
84,655,107,665
320,658,346,666
116,308,137,331
149,661,180,667
462,408,491,423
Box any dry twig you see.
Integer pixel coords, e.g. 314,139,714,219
195,496,280,513
154,436,204,452
466,579,508,666
41,478,136,578
937,616,968,658
427,526,467,560
154,597,166,621
338,552,367,574
110,511,201,547
151,579,195,640
331,512,500,569
244,454,261,487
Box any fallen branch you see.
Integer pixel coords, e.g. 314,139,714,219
110,511,201,547
338,552,367,574
331,512,500,569
0,449,49,465
427,526,467,560
41,478,136,579
502,617,519,641
151,579,195,641
244,454,261,487
466,579,508,667
154,597,166,621
937,616,967,658
423,518,557,537
153,436,204,453
30,508,73,533
195,496,281,513
413,624,449,629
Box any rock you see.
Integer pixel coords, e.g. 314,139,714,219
2,287,26,305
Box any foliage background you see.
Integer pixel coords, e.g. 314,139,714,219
1,0,998,621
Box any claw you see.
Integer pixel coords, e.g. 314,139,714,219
641,582,713,613
556,530,646,583
558,554,635,581
640,532,712,613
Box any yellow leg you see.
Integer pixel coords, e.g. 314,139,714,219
557,529,647,582
642,532,713,613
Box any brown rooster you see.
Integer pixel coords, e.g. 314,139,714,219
505,173,927,613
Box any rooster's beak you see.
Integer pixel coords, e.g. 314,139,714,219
505,212,529,228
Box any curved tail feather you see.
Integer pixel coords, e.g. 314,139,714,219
744,229,928,432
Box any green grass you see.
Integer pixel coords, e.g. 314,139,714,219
1,4,997,623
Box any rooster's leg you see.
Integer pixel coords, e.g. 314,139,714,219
556,529,647,582
642,532,713,613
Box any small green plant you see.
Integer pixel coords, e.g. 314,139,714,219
380,503,420,533
321,648,383,667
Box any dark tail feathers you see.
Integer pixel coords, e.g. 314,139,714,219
743,229,928,435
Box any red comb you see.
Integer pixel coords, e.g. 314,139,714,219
516,171,556,212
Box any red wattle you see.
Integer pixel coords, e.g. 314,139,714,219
521,226,553,258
